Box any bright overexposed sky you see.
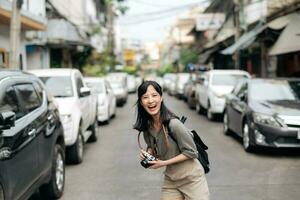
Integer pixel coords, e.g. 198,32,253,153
117,0,208,43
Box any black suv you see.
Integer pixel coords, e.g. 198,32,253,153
0,70,65,200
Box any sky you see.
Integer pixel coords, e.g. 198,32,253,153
117,0,208,43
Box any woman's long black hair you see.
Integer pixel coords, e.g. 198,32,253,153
133,80,177,132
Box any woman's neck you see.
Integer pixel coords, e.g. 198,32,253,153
152,114,161,130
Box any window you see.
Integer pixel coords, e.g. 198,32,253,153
40,76,73,97
33,81,44,102
236,83,248,100
0,87,24,119
15,84,41,113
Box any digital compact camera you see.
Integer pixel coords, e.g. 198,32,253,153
140,151,157,168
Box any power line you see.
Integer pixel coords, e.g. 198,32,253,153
119,11,180,25
123,1,209,19
131,0,170,8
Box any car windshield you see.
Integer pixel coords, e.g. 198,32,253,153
211,74,248,86
85,82,105,94
110,82,123,89
40,76,73,97
250,80,300,101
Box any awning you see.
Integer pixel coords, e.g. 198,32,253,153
269,14,300,56
205,15,235,49
46,19,90,46
268,13,297,30
220,23,266,55
198,47,218,64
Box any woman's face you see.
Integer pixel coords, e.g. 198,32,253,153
140,85,163,117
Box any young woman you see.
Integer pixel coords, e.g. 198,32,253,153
134,80,209,200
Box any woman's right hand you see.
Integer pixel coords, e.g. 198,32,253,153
139,150,147,160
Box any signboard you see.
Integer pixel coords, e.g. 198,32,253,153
196,13,225,31
123,49,135,61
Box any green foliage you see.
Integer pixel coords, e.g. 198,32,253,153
157,64,174,76
179,48,198,67
82,64,106,77
78,47,92,71
123,66,137,74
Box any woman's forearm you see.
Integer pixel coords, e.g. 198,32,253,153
164,153,190,166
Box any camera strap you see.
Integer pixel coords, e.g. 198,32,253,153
137,125,169,151
137,131,143,150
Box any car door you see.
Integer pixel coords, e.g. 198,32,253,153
226,81,243,132
230,82,248,135
75,73,90,132
32,81,56,174
0,83,39,200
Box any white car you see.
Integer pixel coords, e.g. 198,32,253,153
108,80,128,106
29,68,98,164
174,73,190,98
84,77,117,123
163,73,176,91
135,76,143,88
195,70,251,120
127,75,137,93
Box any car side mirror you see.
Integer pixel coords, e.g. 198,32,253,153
79,87,91,97
0,111,16,130
239,93,247,102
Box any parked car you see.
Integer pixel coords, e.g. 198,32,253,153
174,73,190,98
167,81,176,96
195,70,251,120
183,74,198,109
107,80,128,106
223,78,300,152
127,75,137,93
135,76,143,88
183,73,197,101
29,69,98,164
106,72,128,90
163,73,176,92
84,77,117,123
0,70,65,200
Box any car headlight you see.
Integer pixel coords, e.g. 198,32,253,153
61,114,72,124
253,112,283,128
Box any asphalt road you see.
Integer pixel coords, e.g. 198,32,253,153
60,94,300,200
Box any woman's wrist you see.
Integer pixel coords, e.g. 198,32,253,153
163,160,170,166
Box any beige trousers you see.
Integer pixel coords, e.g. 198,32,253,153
160,174,209,200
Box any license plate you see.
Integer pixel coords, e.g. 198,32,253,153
298,130,300,139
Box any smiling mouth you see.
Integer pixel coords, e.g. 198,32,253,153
148,105,157,110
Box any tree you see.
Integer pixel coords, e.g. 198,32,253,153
179,47,198,71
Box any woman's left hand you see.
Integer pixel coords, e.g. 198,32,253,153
148,160,167,169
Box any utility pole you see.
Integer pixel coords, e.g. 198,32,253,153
9,0,23,69
233,0,241,69
107,1,115,71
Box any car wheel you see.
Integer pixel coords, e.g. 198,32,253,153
67,129,84,164
88,118,98,143
207,102,214,121
196,103,204,114
40,144,65,198
111,103,116,118
223,111,231,135
243,122,254,152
